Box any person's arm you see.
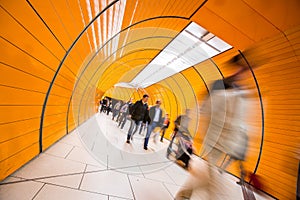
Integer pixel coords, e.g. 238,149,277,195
143,105,151,124
129,101,138,115
166,120,170,128
174,115,181,128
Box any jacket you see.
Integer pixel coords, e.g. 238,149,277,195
129,100,149,122
148,106,163,125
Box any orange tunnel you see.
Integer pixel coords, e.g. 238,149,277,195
1,0,299,199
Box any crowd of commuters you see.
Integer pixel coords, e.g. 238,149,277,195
98,95,173,151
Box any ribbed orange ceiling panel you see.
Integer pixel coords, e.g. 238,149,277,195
191,7,254,50
0,14,57,82
191,0,288,50
121,0,206,30
28,0,76,50
1,1,66,57
243,0,300,32
122,0,191,27
206,0,281,41
28,0,91,75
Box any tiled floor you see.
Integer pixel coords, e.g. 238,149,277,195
0,113,275,200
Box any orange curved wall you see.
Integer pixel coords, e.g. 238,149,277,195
1,0,299,199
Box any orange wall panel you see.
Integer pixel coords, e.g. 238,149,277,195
0,119,40,143
0,143,39,180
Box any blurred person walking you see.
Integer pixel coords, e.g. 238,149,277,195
176,54,254,200
112,100,122,121
118,98,133,129
143,100,163,150
160,113,170,142
167,109,191,158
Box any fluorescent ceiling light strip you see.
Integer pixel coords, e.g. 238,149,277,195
78,0,92,52
113,1,125,59
94,0,102,48
86,0,97,50
111,3,118,58
116,22,231,89
101,0,107,57
120,0,138,57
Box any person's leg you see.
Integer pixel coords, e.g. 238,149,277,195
126,119,135,143
160,127,166,142
120,114,127,129
116,111,120,122
144,122,156,149
206,147,223,167
138,123,143,134
175,175,202,200
112,110,116,120
118,113,124,127
167,131,177,157
219,156,234,173
152,125,160,143
130,120,141,140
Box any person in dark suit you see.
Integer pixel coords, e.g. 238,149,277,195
126,95,149,144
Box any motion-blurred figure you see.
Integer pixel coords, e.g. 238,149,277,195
144,100,163,150
160,113,170,142
118,98,133,129
176,54,254,200
167,109,193,168
112,100,122,121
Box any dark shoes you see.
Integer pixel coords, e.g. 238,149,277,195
144,147,148,150
126,140,130,144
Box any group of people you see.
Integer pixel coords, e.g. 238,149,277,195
125,94,171,150
99,94,171,151
99,97,112,115
100,94,195,168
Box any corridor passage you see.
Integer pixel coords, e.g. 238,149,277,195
0,113,275,200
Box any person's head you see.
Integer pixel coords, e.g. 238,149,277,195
155,100,161,107
142,94,149,103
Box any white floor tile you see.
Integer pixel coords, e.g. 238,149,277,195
61,130,84,147
34,184,108,200
66,146,103,166
13,154,86,179
163,183,182,199
109,196,132,200
80,170,133,199
108,196,132,200
39,173,83,189
140,163,176,184
86,164,107,173
164,163,189,186
44,142,74,158
129,175,174,200
0,177,43,200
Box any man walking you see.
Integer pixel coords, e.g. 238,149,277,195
126,95,149,144
143,100,163,150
